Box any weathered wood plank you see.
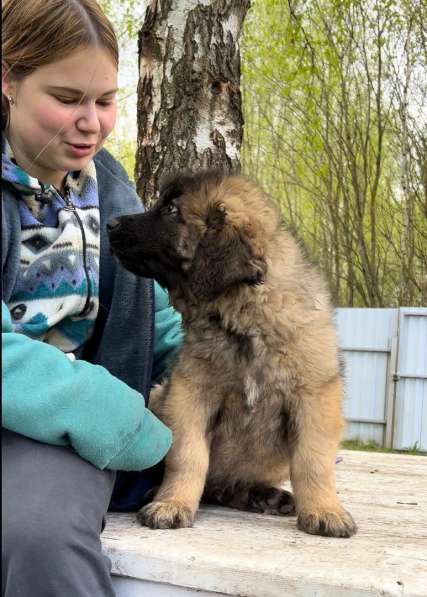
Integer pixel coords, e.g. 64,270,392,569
103,450,427,596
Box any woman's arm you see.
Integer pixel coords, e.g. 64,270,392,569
2,301,172,471
151,283,183,385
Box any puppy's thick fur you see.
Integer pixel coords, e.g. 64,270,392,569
108,171,357,538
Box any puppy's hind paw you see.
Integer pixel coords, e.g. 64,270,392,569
137,500,195,529
248,485,296,516
297,507,357,538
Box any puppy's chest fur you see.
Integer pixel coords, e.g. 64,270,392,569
204,325,295,459
222,327,265,408
186,315,295,412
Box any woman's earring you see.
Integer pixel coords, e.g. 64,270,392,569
8,96,14,105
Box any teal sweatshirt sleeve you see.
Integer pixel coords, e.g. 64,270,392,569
2,301,172,471
152,283,183,384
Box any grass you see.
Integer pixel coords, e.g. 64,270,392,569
341,439,424,455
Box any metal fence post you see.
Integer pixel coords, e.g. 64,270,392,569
384,335,399,449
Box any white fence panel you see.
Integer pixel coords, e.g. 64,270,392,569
393,308,427,451
335,307,427,451
335,309,399,447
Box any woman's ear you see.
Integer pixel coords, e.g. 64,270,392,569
2,61,14,98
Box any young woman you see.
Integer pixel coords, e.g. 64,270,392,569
2,1,182,595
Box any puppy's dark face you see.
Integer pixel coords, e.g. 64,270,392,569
107,179,190,291
108,171,271,301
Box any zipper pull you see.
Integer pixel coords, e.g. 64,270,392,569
63,186,76,211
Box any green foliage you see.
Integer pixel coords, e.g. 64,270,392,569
104,134,136,181
103,89,138,180
99,0,142,41
99,0,144,180
241,0,427,307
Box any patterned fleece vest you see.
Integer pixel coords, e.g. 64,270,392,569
2,141,100,354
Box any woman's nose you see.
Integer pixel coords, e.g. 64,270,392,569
76,103,101,133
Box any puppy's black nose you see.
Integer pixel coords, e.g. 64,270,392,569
107,218,121,232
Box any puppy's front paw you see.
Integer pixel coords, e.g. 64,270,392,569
137,500,195,529
297,507,357,538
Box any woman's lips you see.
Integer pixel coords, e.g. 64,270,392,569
66,143,95,158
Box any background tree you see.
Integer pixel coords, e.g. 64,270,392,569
135,0,251,206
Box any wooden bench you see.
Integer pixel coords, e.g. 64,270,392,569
103,450,427,596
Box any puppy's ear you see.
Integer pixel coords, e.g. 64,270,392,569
159,169,224,204
188,206,266,301
159,174,192,203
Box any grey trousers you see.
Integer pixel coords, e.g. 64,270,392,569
2,429,117,597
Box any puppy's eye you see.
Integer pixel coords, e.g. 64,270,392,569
165,203,178,216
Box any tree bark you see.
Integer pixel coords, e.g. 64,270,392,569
135,0,250,207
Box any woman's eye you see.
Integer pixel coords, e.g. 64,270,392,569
54,96,77,105
53,96,114,107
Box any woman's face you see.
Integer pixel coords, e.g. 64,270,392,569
3,46,118,189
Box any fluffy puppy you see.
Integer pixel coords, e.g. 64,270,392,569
108,170,357,538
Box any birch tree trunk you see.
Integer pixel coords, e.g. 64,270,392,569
135,0,251,207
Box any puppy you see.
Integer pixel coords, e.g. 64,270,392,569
108,170,357,538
